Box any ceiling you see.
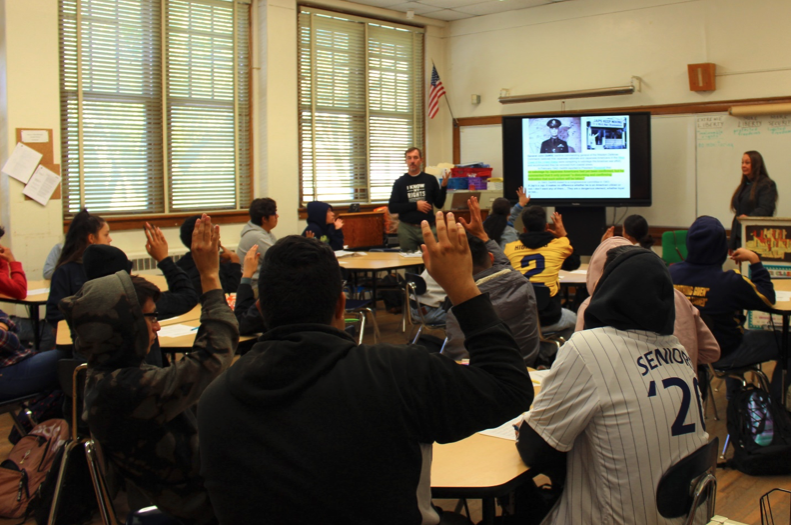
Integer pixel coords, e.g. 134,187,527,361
349,0,566,21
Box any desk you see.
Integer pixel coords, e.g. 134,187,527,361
558,263,588,285
339,252,425,306
0,279,50,349
158,319,257,353
432,433,531,524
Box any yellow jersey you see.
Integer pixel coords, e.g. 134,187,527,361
504,236,573,297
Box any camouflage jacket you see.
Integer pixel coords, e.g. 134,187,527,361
60,271,239,524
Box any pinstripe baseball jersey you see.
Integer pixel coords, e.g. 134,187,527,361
504,236,572,297
525,326,709,525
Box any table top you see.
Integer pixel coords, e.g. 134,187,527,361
558,263,588,285
0,279,51,303
431,433,529,496
771,279,791,313
338,251,425,271
158,318,257,350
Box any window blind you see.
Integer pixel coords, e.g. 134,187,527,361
59,0,251,217
298,8,424,205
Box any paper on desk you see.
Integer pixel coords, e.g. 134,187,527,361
478,414,523,441
27,288,50,295
23,165,61,205
335,250,363,258
400,251,423,258
157,324,197,338
529,368,551,386
775,291,791,302
1,143,43,184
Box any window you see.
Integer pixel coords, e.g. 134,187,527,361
59,0,251,217
298,8,424,205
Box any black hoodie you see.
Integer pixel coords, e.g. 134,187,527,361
669,216,775,356
198,293,533,525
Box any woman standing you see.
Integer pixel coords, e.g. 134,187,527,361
729,151,777,250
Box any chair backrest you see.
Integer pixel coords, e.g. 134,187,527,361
656,437,719,522
405,272,427,296
661,230,688,265
57,359,88,441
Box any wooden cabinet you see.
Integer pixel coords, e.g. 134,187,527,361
337,211,385,248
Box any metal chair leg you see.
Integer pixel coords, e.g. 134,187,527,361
85,440,118,525
48,440,86,525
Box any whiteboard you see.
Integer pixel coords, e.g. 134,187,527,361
696,113,791,228
457,114,699,228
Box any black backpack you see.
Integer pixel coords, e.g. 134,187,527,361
723,385,791,475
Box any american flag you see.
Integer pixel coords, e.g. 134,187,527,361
428,66,446,119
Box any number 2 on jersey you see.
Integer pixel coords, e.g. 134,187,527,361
520,254,546,278
647,376,706,436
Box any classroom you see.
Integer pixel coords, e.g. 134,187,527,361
1,0,790,523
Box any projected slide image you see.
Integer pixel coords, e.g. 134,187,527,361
521,115,631,200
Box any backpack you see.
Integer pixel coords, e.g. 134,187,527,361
32,440,97,525
0,419,69,518
723,385,791,475
7,389,66,445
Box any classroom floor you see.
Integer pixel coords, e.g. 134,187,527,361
1,303,789,525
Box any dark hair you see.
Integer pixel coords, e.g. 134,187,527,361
0,226,4,239
483,198,511,243
731,151,775,212
405,147,422,159
249,198,277,226
604,245,641,271
521,206,547,233
130,275,161,305
180,215,202,250
468,235,491,270
258,236,343,328
57,209,107,269
623,214,654,250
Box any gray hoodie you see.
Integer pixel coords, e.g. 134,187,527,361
236,220,277,281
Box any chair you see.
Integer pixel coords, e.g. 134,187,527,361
126,506,181,525
532,285,566,367
662,230,688,265
343,287,381,345
0,392,42,437
404,272,447,347
656,437,719,525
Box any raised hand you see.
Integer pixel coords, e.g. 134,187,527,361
192,214,222,293
548,212,567,238
458,196,488,242
144,223,169,262
334,218,345,230
242,245,260,279
420,211,480,306
601,226,615,242
516,186,530,207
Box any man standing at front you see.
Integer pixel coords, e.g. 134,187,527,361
198,213,533,525
389,147,448,252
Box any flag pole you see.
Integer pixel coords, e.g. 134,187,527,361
431,59,457,125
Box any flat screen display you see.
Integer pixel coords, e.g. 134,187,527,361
502,112,652,206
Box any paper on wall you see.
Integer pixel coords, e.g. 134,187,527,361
21,130,50,143
22,165,61,206
1,142,43,183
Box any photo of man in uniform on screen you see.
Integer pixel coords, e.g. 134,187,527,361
540,119,569,154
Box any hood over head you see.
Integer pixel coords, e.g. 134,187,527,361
584,247,675,335
306,201,332,229
518,231,556,250
586,237,633,294
60,271,150,369
83,244,133,280
685,216,728,266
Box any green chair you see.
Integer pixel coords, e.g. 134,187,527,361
662,230,688,265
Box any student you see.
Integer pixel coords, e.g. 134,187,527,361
302,201,344,250
45,210,111,346
236,197,278,284
443,197,540,365
504,206,579,343
0,225,27,300
60,214,238,525
198,214,534,525
670,216,782,399
0,308,67,401
233,245,266,336
483,187,529,250
575,236,720,367
601,214,654,250
519,246,709,525
176,215,242,295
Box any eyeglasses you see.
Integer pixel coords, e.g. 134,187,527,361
142,312,160,322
